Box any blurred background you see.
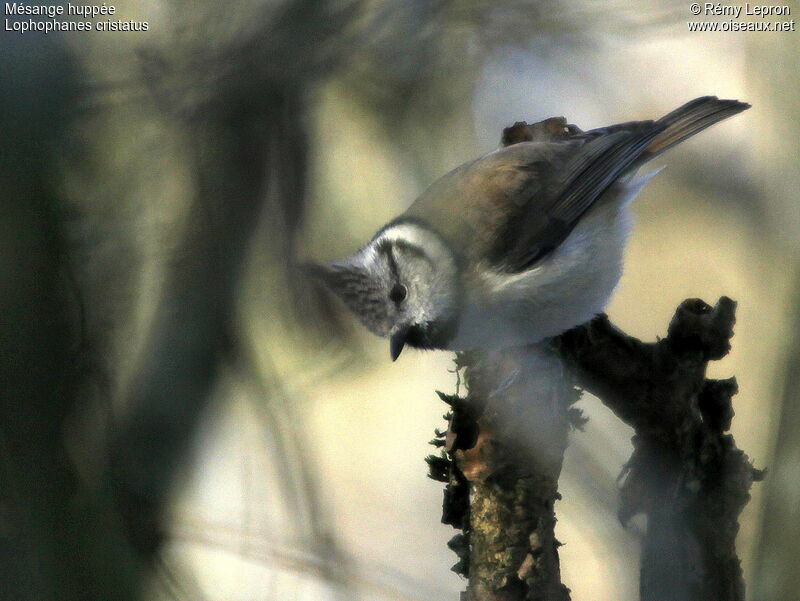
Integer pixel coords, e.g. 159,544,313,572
1,1,798,600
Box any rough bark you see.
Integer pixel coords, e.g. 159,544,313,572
554,297,761,601
430,297,759,601
429,346,580,601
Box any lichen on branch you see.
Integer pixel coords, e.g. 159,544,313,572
430,347,581,601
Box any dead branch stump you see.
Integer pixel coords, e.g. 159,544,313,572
429,297,760,601
555,297,761,601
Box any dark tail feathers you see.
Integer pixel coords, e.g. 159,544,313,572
641,96,750,162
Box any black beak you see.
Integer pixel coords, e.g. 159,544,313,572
390,328,408,362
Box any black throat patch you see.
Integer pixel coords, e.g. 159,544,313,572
405,318,458,350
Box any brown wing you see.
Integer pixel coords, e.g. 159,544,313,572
487,96,749,273
487,126,664,272
403,97,748,274
401,133,659,271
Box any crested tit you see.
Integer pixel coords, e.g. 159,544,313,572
311,96,750,360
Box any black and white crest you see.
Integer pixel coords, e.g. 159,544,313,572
309,260,391,337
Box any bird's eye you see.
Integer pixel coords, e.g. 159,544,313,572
389,283,407,304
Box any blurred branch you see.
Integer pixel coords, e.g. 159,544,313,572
229,343,354,593
748,17,800,599
172,521,436,601
753,266,800,601
106,0,363,563
106,100,278,555
554,298,761,601
0,31,146,601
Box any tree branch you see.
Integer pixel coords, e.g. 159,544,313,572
430,297,760,601
430,346,579,600
554,297,761,601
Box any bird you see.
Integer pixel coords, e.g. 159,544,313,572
309,96,750,361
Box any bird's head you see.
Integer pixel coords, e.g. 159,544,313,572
310,221,460,360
